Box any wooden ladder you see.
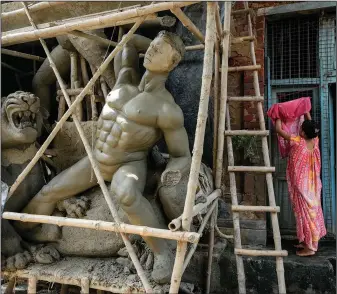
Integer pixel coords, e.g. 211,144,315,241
222,2,287,294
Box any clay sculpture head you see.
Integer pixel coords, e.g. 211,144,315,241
143,31,185,73
1,91,47,149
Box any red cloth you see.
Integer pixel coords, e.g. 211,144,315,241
267,97,312,158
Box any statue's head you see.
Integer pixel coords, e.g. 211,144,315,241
1,91,47,148
143,31,185,73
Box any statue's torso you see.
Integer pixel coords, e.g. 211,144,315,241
94,84,162,168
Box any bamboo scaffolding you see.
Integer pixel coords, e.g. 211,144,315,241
170,7,205,43
57,88,94,96
215,3,223,40
16,5,152,291
168,189,221,231
1,2,66,20
182,199,218,272
243,2,286,292
4,278,15,294
28,276,37,294
2,2,198,46
169,4,216,293
231,205,280,213
206,203,215,294
1,48,45,62
3,212,199,243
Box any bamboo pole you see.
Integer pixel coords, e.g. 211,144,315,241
70,30,118,47
243,2,286,292
168,189,221,231
80,56,93,120
4,278,15,294
100,77,109,100
3,212,200,243
226,107,246,293
15,6,152,291
215,2,222,40
2,272,144,294
223,65,261,72
81,278,90,294
28,276,37,294
227,166,275,173
182,199,218,272
1,48,45,62
231,205,280,213
89,65,99,121
170,7,205,43
235,249,288,257
57,88,94,96
1,62,25,74
2,2,198,46
215,1,231,190
1,2,66,20
70,51,83,121
169,4,216,293
206,202,215,294
225,130,269,136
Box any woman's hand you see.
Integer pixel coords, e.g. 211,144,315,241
275,119,291,141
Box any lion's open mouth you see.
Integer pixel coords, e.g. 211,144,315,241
11,110,37,130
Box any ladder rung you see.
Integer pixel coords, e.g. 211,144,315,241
228,96,264,102
228,65,261,72
231,36,255,44
228,166,275,173
232,205,280,213
232,8,254,15
235,248,288,257
225,130,269,136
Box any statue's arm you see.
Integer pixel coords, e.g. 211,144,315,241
114,34,152,82
158,103,191,184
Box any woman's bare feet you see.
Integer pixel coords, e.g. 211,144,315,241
296,248,315,256
294,243,305,249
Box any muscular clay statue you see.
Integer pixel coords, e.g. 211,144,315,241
18,31,191,283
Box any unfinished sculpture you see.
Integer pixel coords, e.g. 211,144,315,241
1,91,61,271
14,32,192,284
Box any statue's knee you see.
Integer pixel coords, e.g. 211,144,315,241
115,185,138,208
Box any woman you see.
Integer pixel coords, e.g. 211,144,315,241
275,115,326,256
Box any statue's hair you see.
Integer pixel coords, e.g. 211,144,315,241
156,31,185,59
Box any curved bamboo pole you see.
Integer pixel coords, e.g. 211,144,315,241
2,2,198,46
169,3,216,293
16,4,152,292
1,49,45,62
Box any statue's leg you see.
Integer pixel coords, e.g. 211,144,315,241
111,160,174,284
18,156,97,229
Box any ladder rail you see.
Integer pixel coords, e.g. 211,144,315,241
243,2,286,293
226,107,246,293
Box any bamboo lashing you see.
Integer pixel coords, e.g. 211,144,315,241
243,1,286,292
170,7,205,43
1,2,66,20
1,48,45,62
3,212,200,243
2,2,199,46
18,5,152,291
168,189,221,231
169,3,216,293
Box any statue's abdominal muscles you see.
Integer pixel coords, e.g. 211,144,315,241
94,106,161,166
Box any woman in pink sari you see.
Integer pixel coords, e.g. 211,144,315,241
276,117,326,256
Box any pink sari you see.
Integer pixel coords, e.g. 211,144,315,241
267,97,311,158
287,136,326,251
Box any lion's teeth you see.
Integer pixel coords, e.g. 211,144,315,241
32,113,36,120
18,112,23,118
